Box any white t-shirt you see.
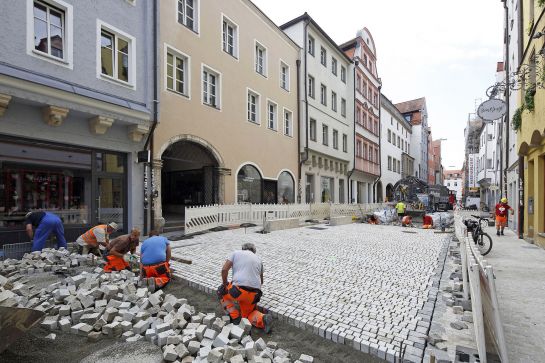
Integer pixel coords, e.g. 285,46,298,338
228,250,263,290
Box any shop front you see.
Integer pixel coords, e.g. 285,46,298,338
0,137,128,246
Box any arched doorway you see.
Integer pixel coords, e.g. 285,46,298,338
161,140,220,218
376,181,383,202
386,183,394,202
237,164,262,203
278,171,295,203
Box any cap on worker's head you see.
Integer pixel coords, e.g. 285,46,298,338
25,211,32,219
501,197,508,203
107,222,119,231
242,242,256,253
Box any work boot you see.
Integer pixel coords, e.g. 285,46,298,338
501,230,504,235
263,314,273,334
496,230,500,236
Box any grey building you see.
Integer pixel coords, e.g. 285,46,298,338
0,0,155,245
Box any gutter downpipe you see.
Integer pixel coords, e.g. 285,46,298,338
502,0,510,199
372,84,382,203
296,58,302,201
143,0,159,233
298,20,310,203
347,60,358,203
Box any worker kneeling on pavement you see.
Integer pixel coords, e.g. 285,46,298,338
76,222,118,256
422,215,434,229
401,215,413,227
140,230,172,292
103,228,140,272
25,211,67,252
218,242,272,333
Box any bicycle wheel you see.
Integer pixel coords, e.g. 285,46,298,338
477,233,493,256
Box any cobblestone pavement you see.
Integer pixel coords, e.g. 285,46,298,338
481,226,545,363
171,224,450,362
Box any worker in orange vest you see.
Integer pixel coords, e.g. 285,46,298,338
76,222,118,256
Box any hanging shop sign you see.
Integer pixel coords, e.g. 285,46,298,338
477,99,507,121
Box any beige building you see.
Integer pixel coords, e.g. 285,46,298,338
154,0,300,227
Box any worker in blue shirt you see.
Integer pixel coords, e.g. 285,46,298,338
139,230,171,292
25,211,67,251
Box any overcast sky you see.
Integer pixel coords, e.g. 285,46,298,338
252,0,504,170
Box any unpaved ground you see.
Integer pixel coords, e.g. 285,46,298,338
1,272,383,363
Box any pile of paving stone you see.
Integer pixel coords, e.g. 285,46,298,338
0,250,314,363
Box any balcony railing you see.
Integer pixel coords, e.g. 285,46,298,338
355,156,380,176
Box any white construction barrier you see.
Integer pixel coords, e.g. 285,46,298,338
455,212,509,363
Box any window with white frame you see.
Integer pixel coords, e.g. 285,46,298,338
320,47,326,66
342,134,347,152
397,160,401,173
388,156,392,170
341,98,346,117
308,35,315,56
320,84,327,106
333,129,338,149
280,62,289,91
310,119,317,141
341,65,346,83
100,25,134,85
202,66,220,108
267,101,277,130
255,42,267,76
284,109,293,136
308,75,315,98
222,16,237,57
331,57,337,75
392,158,396,172
322,124,328,146
331,92,337,112
32,0,66,60
247,90,259,123
388,130,391,143
166,49,188,96
177,0,198,32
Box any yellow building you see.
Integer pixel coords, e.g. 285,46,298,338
517,1,545,247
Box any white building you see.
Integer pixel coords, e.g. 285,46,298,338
380,95,413,201
281,14,354,203
340,29,382,203
477,117,500,211
395,98,428,182
444,170,463,202
504,1,521,232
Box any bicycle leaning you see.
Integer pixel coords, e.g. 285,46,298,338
463,215,493,256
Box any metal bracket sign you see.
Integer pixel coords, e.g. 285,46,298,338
477,99,507,121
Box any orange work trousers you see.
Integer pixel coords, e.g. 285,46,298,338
104,255,129,272
220,283,264,329
141,261,171,288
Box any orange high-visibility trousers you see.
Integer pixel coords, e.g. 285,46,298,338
104,255,129,272
141,261,171,288
220,283,264,329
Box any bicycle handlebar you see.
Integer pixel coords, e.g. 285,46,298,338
471,214,489,221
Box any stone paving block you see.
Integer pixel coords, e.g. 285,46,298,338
163,344,178,362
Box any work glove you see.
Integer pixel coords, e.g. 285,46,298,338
216,283,228,299
123,254,130,262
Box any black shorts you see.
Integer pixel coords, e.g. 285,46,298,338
397,212,405,217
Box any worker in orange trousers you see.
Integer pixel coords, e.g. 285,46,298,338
103,228,140,272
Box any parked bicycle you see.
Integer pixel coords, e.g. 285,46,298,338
463,215,493,256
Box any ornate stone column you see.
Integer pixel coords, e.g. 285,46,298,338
151,158,165,230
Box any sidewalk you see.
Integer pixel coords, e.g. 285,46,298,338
482,226,545,362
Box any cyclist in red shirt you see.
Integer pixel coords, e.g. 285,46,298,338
495,197,513,236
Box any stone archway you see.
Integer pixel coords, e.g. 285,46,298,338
386,184,394,202
154,135,225,229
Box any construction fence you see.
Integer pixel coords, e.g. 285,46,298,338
454,211,508,363
184,203,389,235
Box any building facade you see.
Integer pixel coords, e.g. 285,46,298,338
153,0,300,228
341,29,382,203
444,169,463,202
430,139,444,185
281,14,354,204
517,0,545,247
464,117,483,207
0,0,154,244
380,94,412,201
395,98,428,183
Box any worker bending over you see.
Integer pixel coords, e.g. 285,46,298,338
422,215,434,229
401,215,413,227
103,228,140,272
218,243,272,333
140,230,172,292
76,222,118,256
25,211,67,252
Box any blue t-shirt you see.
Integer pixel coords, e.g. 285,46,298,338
140,236,170,265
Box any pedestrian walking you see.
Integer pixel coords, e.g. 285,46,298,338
395,201,406,222
76,222,118,256
25,211,67,251
103,228,140,272
139,230,172,292
495,197,513,236
217,242,273,333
